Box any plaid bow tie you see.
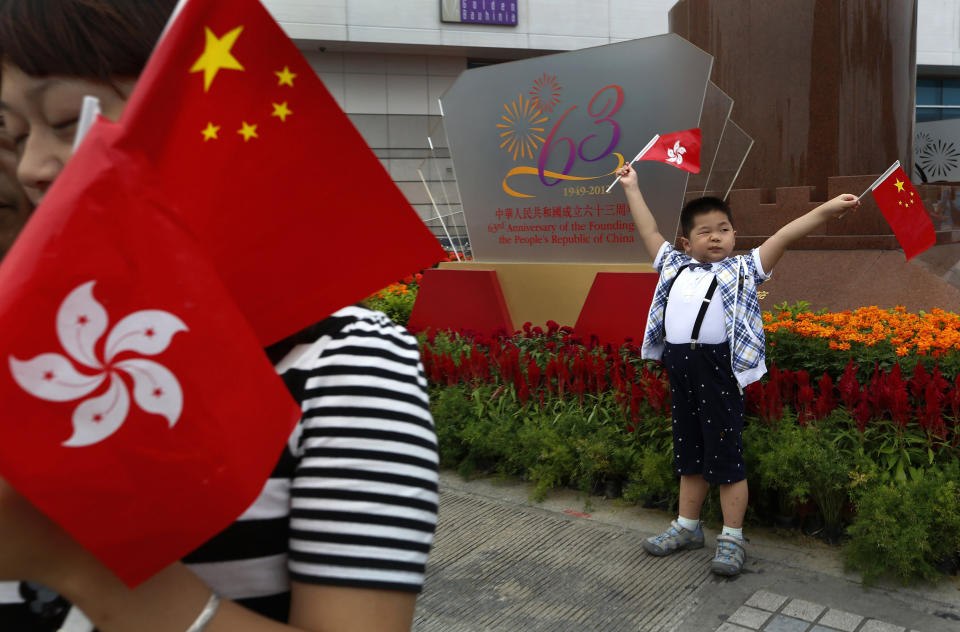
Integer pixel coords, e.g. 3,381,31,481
689,262,713,271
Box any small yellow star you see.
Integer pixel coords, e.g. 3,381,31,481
271,101,292,122
237,122,258,141
190,26,245,92
201,122,220,141
898,200,903,206
894,178,905,192
275,66,297,87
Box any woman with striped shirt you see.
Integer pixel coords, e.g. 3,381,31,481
0,1,438,630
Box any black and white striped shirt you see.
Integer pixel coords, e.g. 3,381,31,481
0,305,438,628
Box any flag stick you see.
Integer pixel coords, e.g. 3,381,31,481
840,160,901,219
857,160,901,200
72,96,102,153
605,134,660,193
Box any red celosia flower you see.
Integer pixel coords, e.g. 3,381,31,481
909,362,931,400
526,357,542,390
516,373,530,404
764,379,783,422
837,359,861,410
744,382,764,417
853,391,872,433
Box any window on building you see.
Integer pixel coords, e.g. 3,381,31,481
916,77,960,122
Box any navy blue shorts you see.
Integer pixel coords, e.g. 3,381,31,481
661,342,746,484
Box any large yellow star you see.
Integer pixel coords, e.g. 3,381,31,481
271,102,292,122
275,66,297,87
201,122,220,141
894,178,905,192
190,26,245,92
237,122,258,141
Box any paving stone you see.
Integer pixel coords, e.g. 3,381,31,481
781,598,826,622
763,615,812,632
716,624,754,632
859,621,905,632
745,590,789,612
810,627,841,632
415,489,714,632
817,608,863,632
728,605,774,629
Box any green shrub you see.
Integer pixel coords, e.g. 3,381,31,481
364,291,416,326
431,386,474,468
844,462,960,584
753,421,811,518
798,425,851,541
622,444,678,511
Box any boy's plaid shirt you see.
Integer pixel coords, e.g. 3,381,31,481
641,242,770,388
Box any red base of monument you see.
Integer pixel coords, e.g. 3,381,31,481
407,268,512,335
410,268,660,344
574,272,659,345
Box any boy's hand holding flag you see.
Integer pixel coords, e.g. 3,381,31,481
606,127,702,192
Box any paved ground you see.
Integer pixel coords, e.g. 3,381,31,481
413,472,960,632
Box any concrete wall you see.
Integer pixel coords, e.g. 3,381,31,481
264,0,675,49
301,50,465,222
918,0,960,66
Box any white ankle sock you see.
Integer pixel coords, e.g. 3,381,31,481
721,525,743,539
677,516,700,532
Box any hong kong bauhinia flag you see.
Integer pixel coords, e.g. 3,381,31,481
0,122,302,586
637,128,702,174
115,0,445,345
0,0,444,586
868,161,936,260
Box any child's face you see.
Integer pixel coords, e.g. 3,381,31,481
0,62,133,206
680,209,736,263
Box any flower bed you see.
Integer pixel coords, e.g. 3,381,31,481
368,281,960,584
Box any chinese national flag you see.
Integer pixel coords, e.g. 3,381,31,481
869,164,936,260
0,122,301,586
112,0,445,345
637,128,702,174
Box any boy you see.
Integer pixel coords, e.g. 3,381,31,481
616,163,859,576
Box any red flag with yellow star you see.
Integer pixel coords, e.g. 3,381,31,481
868,163,936,260
114,0,444,345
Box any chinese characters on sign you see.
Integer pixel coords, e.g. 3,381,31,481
489,204,635,248
441,0,518,26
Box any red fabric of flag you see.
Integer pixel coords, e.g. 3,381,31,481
0,122,301,586
113,0,445,345
637,127,702,174
870,165,936,260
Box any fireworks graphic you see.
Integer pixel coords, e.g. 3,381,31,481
496,93,549,162
915,130,934,154
529,73,562,113
917,138,960,180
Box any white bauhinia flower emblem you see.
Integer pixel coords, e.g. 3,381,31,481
667,141,686,165
9,281,188,447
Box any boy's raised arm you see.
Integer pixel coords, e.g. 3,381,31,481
617,164,669,260
758,194,860,273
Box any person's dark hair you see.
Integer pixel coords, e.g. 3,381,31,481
679,196,733,238
0,0,176,83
